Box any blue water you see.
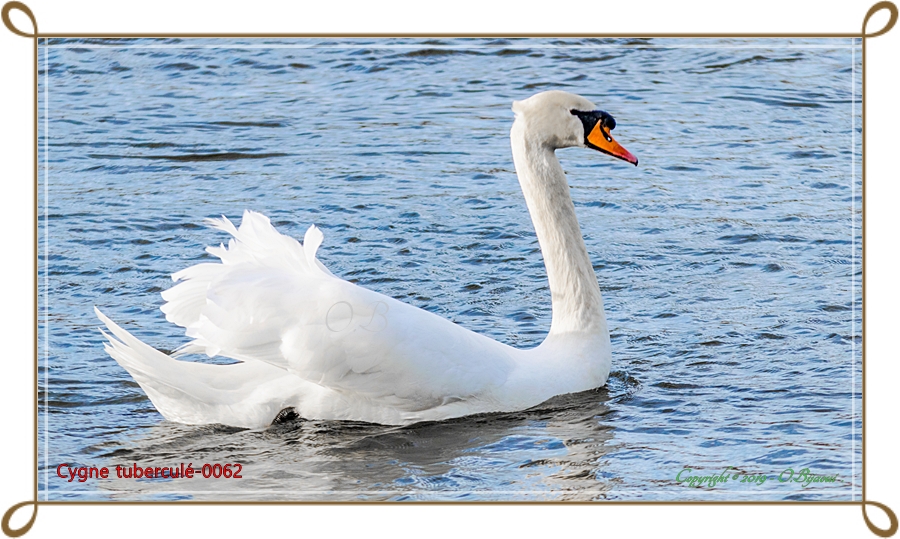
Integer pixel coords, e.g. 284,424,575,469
37,37,862,501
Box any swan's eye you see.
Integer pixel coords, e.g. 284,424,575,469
571,109,617,143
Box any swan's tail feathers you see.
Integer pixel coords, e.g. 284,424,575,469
161,210,333,330
95,307,298,428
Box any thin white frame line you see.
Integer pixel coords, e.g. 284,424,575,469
43,39,50,503
850,39,856,504
37,489,857,495
35,40,864,502
44,44,860,50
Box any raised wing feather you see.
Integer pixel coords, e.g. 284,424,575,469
161,211,514,413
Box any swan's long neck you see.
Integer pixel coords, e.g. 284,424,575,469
511,120,608,337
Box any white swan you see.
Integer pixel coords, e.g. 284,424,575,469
96,90,639,429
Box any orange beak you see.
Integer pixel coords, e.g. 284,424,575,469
587,122,638,166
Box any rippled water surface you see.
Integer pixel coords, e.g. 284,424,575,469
37,38,862,501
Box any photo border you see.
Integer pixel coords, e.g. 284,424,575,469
1,1,896,536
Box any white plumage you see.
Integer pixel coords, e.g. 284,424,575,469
97,90,638,428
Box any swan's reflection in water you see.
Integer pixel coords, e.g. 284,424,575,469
93,380,630,501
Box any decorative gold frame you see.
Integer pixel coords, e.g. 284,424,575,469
2,1,896,536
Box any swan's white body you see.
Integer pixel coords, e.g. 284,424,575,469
98,90,637,428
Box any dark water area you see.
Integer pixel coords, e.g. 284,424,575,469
37,37,862,501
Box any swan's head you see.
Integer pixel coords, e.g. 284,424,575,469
512,90,638,166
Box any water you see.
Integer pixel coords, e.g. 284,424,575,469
37,37,862,501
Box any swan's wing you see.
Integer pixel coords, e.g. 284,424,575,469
161,211,514,413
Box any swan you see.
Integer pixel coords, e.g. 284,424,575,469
96,90,639,429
